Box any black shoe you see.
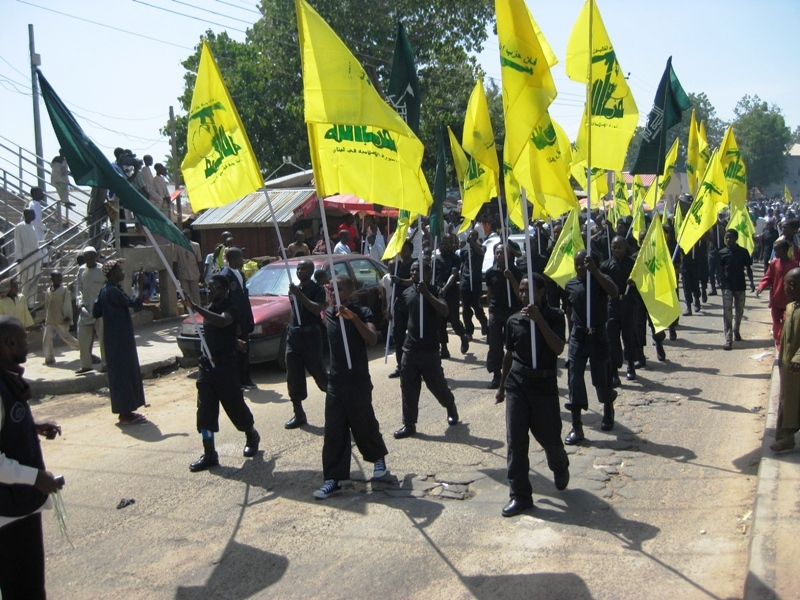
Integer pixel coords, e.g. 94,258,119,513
285,414,307,429
460,335,469,354
734,332,742,342
554,467,570,491
241,381,257,390
682,308,692,317
668,329,678,341
488,371,501,389
447,405,459,426
723,342,732,351
694,302,701,313
702,290,708,303
564,427,584,445
655,342,666,361
610,374,621,388
709,289,717,296
190,452,219,472
634,357,646,369
480,324,488,336
502,497,534,517
601,404,615,431
626,365,637,381
440,347,451,359
393,425,416,439
243,429,260,457
388,368,402,379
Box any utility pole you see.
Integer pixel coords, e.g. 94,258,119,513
169,106,183,227
29,24,46,190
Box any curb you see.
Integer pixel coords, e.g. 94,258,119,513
744,356,781,599
30,356,180,397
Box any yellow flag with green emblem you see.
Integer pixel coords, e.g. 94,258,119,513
728,204,755,255
565,0,638,171
448,127,497,233
785,185,793,203
297,0,431,216
719,126,747,211
496,0,557,171
544,208,584,288
697,121,711,186
630,213,681,332
181,40,264,212
613,172,631,218
687,109,700,195
571,163,609,204
463,78,500,178
678,149,729,253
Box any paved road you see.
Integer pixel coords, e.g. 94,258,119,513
33,288,774,599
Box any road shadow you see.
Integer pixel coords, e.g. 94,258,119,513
730,371,771,379
415,424,505,453
685,396,759,414
731,446,763,475
448,377,497,390
114,420,190,442
462,573,592,600
243,387,286,405
174,541,288,599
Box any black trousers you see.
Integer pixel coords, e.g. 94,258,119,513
607,315,638,369
197,362,255,432
460,284,487,336
438,293,466,349
392,309,408,369
487,309,514,373
237,336,253,386
708,249,720,290
505,369,568,501
322,380,388,481
0,512,46,600
400,349,456,425
566,329,614,410
286,327,328,403
682,267,701,308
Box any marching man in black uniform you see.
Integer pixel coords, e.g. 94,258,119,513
393,259,460,439
601,236,639,384
313,275,389,499
495,274,570,517
186,274,260,472
564,249,619,445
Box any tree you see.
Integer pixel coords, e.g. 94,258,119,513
791,124,800,146
732,95,791,189
165,0,494,185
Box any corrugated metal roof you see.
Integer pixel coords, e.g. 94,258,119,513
191,188,316,229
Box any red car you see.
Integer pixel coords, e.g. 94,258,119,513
177,254,389,368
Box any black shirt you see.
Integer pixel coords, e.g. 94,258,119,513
505,306,565,395
485,264,523,313
435,252,461,300
203,298,239,365
718,244,753,291
399,283,443,353
458,245,484,291
291,280,326,327
600,255,635,318
565,274,610,330
326,304,373,384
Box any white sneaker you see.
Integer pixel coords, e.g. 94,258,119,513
313,480,341,499
372,457,388,480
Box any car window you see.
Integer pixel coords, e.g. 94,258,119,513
348,258,383,289
246,265,298,296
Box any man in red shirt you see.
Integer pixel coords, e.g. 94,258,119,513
337,214,358,252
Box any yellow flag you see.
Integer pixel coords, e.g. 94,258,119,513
719,126,747,211
571,163,609,204
544,208,584,288
463,78,500,177
633,175,647,209
382,212,415,260
642,137,680,209
565,0,638,171
786,185,793,203
496,0,557,170
697,121,711,188
632,200,647,244
687,109,700,196
613,172,631,218
503,148,525,231
448,127,497,232
727,204,755,255
297,0,431,215
630,214,681,332
674,201,683,233
181,41,264,212
678,149,729,253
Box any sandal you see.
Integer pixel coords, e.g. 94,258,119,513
118,413,148,425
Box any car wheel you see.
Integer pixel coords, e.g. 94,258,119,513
276,327,288,371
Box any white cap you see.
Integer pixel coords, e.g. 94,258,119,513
82,246,97,255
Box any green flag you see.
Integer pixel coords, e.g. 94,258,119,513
428,125,446,239
36,70,189,249
631,57,691,175
386,22,420,135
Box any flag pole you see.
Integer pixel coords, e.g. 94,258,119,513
142,226,213,366
468,240,474,292
317,195,352,369
384,258,399,364
417,214,423,338
521,188,537,368
264,189,302,325
584,0,595,329
496,197,512,305
431,235,438,285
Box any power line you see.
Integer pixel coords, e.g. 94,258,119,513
130,0,248,33
16,0,194,50
209,0,260,15
167,0,255,25
0,55,29,81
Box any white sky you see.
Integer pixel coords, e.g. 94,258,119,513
1,0,798,174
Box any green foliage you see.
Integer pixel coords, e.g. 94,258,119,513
164,0,494,185
732,95,791,189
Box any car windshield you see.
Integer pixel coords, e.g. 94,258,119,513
246,264,301,297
